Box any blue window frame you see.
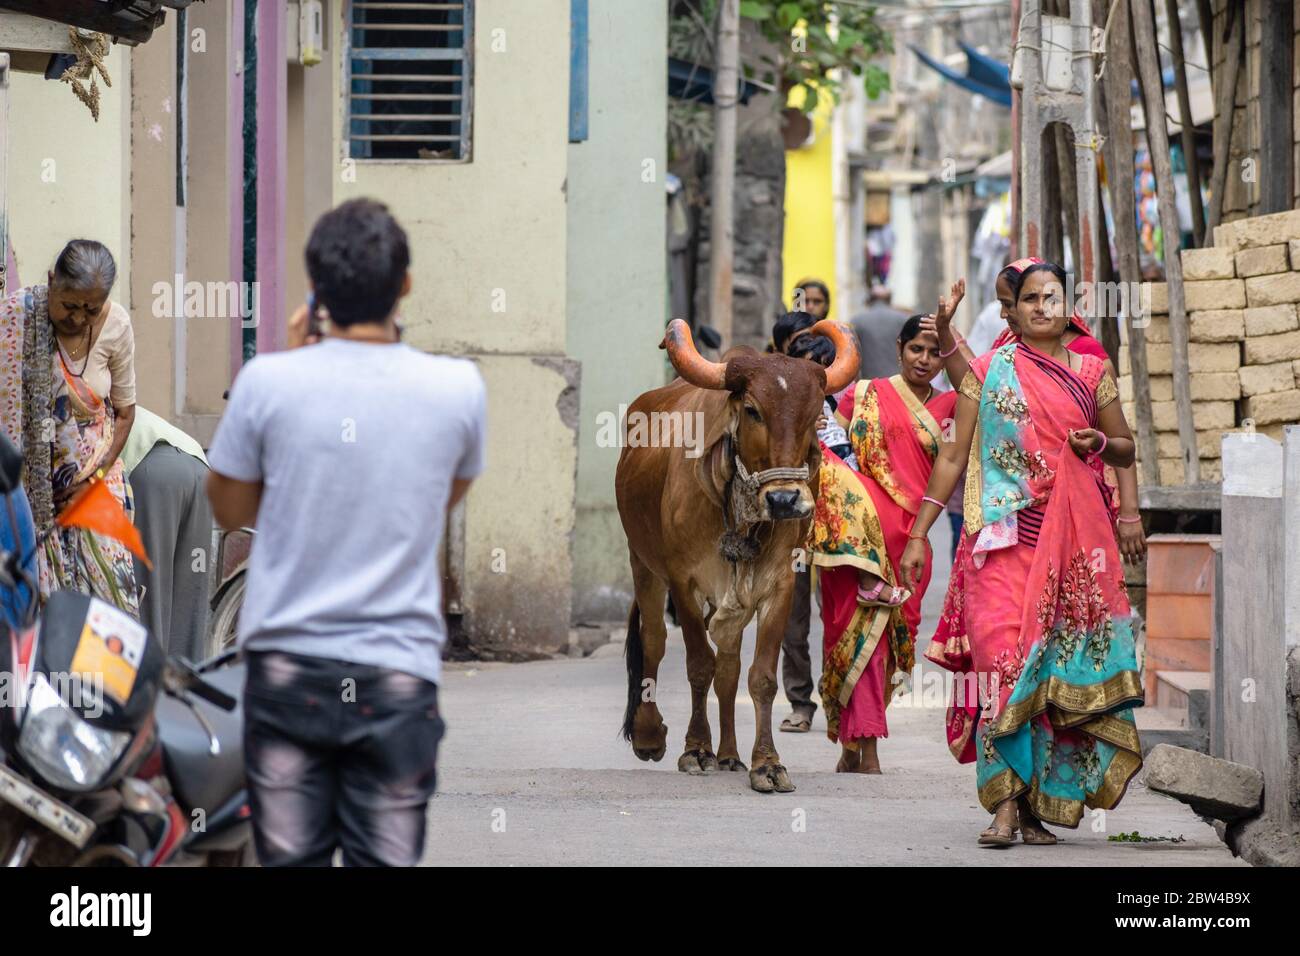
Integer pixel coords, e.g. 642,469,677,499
346,0,474,161
568,0,588,143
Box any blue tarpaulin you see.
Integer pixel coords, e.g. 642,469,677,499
910,44,1012,109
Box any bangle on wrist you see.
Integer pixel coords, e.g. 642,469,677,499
922,495,945,509
1116,513,1142,524
1091,432,1108,457
939,335,965,359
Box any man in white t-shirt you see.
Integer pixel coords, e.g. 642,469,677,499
206,198,486,866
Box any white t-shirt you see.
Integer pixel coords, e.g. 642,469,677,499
207,338,486,685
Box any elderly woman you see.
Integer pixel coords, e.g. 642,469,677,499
903,262,1143,848
0,239,140,616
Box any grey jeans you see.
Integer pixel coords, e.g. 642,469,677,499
243,650,445,867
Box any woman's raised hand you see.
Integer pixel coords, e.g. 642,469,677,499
934,278,966,334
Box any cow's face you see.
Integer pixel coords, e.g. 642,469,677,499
726,353,826,521
660,318,859,522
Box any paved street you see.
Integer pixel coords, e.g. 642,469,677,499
423,520,1243,867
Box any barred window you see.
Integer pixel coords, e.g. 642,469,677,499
346,0,474,161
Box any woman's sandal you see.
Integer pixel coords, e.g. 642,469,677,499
1018,817,1058,845
978,804,1019,847
977,822,1016,847
857,579,912,609
1017,799,1058,845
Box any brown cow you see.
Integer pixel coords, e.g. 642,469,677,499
615,319,858,793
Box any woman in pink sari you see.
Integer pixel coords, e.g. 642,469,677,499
931,263,1146,561
808,315,956,774
902,263,1143,848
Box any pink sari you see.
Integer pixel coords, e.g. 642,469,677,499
925,344,1142,825
810,376,956,744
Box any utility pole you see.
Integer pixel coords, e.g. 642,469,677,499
1131,0,1199,483
708,0,740,348
1099,1,1158,484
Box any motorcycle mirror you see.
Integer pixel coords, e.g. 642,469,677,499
696,324,723,350
0,431,22,494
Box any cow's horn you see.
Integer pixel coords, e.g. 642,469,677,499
660,319,727,390
810,320,859,395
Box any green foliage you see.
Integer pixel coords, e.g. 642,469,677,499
738,0,893,110
667,0,892,159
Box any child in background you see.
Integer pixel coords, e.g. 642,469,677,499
786,333,858,470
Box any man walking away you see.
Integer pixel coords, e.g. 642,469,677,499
851,285,910,381
206,198,486,866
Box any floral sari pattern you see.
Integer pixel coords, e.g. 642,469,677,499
812,377,955,744
925,344,1141,827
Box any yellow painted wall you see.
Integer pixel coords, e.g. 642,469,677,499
782,96,837,318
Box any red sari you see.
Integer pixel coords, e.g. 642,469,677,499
809,375,957,744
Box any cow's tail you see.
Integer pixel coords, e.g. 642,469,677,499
621,601,643,741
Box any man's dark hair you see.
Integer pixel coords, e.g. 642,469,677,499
305,198,410,327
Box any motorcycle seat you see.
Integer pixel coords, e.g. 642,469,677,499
155,663,246,815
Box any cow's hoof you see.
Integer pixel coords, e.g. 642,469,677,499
750,764,796,794
717,756,747,772
632,720,668,762
677,749,716,774
634,743,667,762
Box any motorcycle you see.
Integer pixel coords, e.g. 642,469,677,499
0,434,254,866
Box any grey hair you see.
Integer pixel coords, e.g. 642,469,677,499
52,239,117,293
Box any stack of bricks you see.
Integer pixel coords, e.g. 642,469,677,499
1119,208,1300,486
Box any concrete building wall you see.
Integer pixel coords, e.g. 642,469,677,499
567,0,668,622
326,0,577,651
128,15,179,422
180,0,240,439
6,47,132,303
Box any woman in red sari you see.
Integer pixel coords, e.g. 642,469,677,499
808,316,956,774
902,263,1143,848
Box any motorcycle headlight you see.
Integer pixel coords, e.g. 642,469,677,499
17,674,131,792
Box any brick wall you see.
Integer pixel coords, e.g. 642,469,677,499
1120,209,1300,485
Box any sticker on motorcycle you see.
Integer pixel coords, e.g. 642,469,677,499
69,600,147,705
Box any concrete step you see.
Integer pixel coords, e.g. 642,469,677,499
1136,706,1208,756
1154,670,1210,734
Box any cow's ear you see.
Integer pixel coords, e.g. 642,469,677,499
694,432,733,509
694,398,737,507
